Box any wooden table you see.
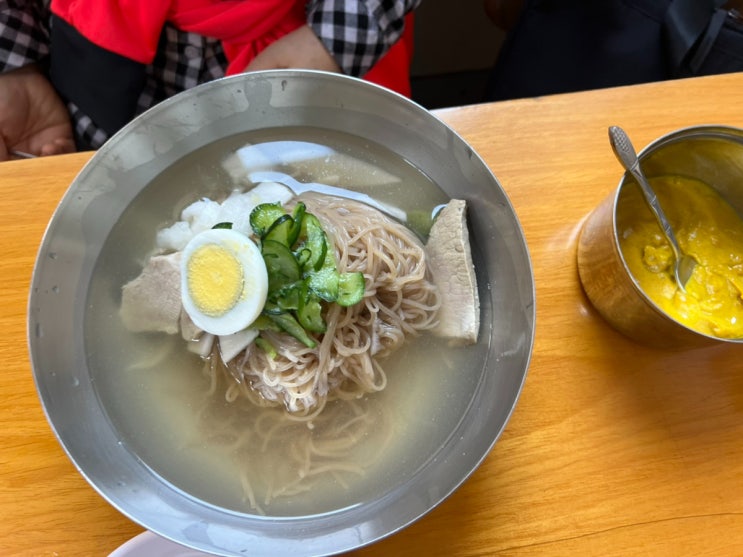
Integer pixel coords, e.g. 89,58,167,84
2,72,743,556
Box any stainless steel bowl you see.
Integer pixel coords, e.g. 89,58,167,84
578,125,743,348
28,70,535,556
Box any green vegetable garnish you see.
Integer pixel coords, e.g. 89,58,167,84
297,283,326,334
267,312,317,349
337,271,366,306
249,202,285,237
261,239,300,293
296,213,327,273
249,201,365,348
254,337,277,359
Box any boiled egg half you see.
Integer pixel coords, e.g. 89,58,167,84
180,228,267,336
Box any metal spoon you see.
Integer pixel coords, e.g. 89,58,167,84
608,125,696,291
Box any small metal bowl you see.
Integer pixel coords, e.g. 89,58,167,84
577,125,743,349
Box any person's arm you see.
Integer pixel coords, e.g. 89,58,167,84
244,1,420,77
243,24,341,73
245,1,420,76
0,1,73,160
306,0,421,77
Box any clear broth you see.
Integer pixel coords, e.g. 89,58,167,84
86,127,487,516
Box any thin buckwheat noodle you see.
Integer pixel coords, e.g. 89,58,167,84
216,192,440,418
198,192,440,512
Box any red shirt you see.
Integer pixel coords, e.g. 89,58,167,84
50,0,413,95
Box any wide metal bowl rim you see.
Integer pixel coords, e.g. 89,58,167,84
27,69,536,556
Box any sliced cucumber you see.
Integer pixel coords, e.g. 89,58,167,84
297,213,328,272
250,202,286,237
337,272,365,306
268,312,317,348
249,198,367,354
297,284,326,333
261,239,300,294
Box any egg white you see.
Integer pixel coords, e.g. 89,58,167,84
180,228,268,336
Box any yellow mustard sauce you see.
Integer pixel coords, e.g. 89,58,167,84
617,175,743,338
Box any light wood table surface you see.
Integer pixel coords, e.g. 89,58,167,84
2,71,743,556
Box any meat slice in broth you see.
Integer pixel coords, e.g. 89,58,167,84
425,199,480,345
120,252,182,334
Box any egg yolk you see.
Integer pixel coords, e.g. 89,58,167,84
186,244,244,317
617,175,743,339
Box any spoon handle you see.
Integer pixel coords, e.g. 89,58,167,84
607,126,683,260
10,150,36,159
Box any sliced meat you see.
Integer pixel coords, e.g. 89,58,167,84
425,199,480,345
120,252,182,334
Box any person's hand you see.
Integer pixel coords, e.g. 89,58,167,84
244,25,341,73
0,65,75,161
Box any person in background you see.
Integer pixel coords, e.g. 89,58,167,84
483,0,743,102
0,0,418,161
